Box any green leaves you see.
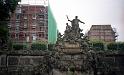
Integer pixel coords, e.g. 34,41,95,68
0,0,20,20
8,0,20,12
0,0,20,50
107,42,124,51
13,44,27,50
31,43,47,50
91,42,105,51
48,44,55,51
90,41,124,51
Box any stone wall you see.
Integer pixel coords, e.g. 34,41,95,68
0,54,44,75
0,51,124,75
52,69,93,75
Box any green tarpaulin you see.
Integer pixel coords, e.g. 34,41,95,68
48,4,57,44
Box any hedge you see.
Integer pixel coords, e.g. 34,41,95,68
31,43,47,50
48,44,55,51
92,42,104,51
107,42,124,51
13,44,27,50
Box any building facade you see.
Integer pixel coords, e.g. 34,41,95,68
8,4,48,44
87,25,117,42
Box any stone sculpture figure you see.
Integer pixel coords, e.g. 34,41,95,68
67,16,85,33
64,16,86,42
64,23,72,41
65,23,71,33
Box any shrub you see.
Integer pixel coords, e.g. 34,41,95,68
107,43,117,51
92,42,104,51
48,44,55,51
117,42,124,51
13,44,27,50
107,42,124,51
31,43,47,50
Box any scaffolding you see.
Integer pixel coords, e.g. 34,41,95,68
9,0,57,50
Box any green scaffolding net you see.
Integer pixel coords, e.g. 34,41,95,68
48,5,57,44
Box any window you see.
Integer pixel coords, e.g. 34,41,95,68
39,14,44,19
46,27,48,30
45,34,48,39
15,33,19,39
32,14,36,19
32,21,36,26
16,27,19,31
39,34,41,37
16,22,20,27
22,9,26,13
40,27,44,31
41,32,44,38
16,14,20,20
24,14,27,19
40,22,44,26
45,14,48,19
46,20,48,24
38,21,44,26
11,33,15,38
24,21,27,28
32,33,37,41
8,22,11,28
100,36,104,39
19,32,25,40
105,32,112,35
32,26,36,29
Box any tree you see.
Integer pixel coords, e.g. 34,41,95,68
0,0,21,20
0,0,20,50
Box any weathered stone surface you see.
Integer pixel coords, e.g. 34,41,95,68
54,16,94,75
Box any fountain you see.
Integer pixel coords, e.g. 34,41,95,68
54,16,94,75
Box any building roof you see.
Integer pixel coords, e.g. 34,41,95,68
90,25,113,30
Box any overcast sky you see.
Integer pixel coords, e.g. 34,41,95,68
49,0,124,41
21,0,124,41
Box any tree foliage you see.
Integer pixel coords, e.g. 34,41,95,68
0,0,20,20
0,0,20,50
